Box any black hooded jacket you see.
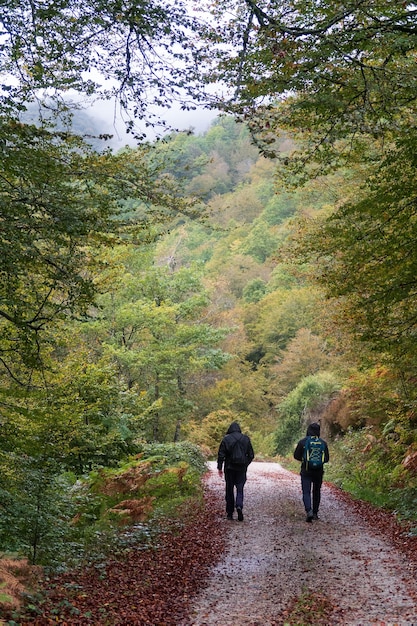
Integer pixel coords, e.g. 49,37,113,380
293,422,329,474
217,421,255,471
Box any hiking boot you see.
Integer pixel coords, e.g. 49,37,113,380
306,510,313,523
236,507,244,522
312,513,319,520
227,514,233,520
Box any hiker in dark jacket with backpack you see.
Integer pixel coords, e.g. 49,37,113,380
217,421,254,521
294,422,329,523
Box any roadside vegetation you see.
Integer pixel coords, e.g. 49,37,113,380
0,443,208,617
1,0,417,619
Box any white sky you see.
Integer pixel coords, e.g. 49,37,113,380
91,98,219,149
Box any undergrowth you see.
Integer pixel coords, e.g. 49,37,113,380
326,428,417,525
0,442,207,613
280,427,417,528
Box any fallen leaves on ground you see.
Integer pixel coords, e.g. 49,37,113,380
9,483,225,625
317,481,417,616
280,481,417,625
4,473,417,625
326,482,417,575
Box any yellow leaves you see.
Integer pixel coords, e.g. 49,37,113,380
22,61,44,80
229,238,243,252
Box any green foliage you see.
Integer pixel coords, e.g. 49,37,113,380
249,431,275,459
330,431,393,506
0,346,147,476
301,136,417,375
86,253,231,443
3,1,417,561
79,444,206,541
327,428,417,522
0,591,14,604
188,409,254,456
274,372,341,454
139,442,207,474
0,127,194,383
0,122,110,378
199,1,417,175
2,0,200,133
192,3,417,500
246,287,322,360
243,278,267,303
0,444,206,568
271,329,332,398
0,456,78,566
241,219,279,262
160,117,259,200
262,192,299,226
268,264,302,291
144,463,201,517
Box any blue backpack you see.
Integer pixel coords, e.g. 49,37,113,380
303,436,325,471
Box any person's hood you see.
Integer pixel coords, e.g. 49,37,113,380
307,422,321,437
227,421,242,434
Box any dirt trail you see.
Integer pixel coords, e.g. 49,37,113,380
185,461,417,626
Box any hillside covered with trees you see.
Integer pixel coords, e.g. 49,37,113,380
1,0,416,613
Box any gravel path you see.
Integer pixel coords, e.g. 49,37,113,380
186,461,417,626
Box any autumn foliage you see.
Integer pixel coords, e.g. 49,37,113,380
1,481,225,625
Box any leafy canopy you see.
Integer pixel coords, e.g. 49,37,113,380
2,0,202,132
196,0,417,170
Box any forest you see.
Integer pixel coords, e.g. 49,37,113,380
1,0,417,617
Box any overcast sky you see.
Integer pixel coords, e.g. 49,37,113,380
90,97,219,150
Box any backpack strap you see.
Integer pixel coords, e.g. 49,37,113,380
228,431,242,450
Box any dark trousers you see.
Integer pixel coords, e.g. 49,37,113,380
224,468,247,515
301,471,323,514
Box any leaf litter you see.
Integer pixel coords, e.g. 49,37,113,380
4,462,417,625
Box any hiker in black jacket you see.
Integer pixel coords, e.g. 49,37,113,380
294,422,329,523
217,421,254,521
